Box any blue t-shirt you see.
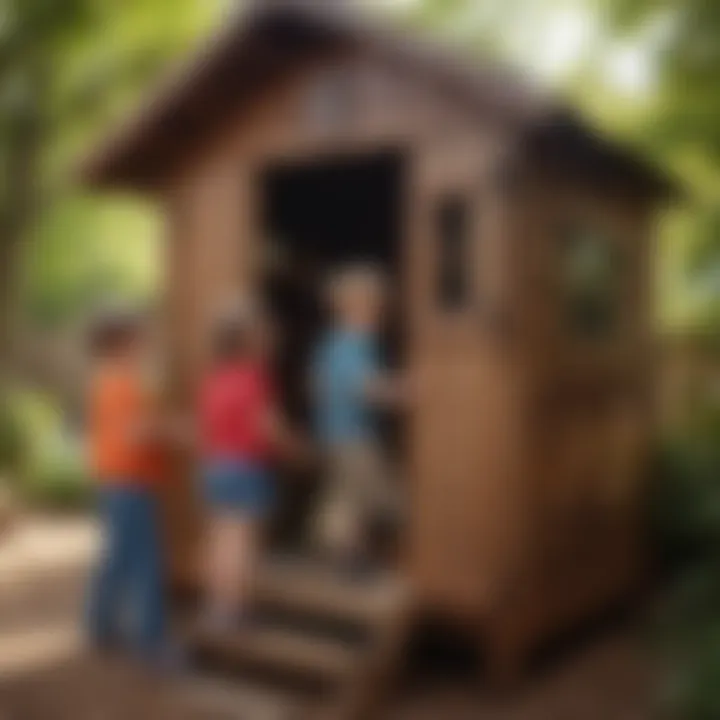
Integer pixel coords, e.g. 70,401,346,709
312,329,379,445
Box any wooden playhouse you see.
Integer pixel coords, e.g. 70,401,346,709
82,0,676,711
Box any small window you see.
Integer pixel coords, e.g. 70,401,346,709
436,197,471,311
560,225,620,339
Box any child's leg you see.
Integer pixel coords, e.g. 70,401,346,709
317,493,361,561
314,449,363,564
359,443,400,561
86,487,134,647
203,515,233,618
235,517,261,612
204,515,261,622
129,489,167,656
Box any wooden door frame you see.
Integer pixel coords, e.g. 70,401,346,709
250,142,415,570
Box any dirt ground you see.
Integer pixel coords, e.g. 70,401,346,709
0,518,658,720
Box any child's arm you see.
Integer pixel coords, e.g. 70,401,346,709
125,417,162,446
125,400,166,448
161,415,199,450
127,369,195,450
126,410,198,451
364,372,410,409
355,339,412,410
263,406,313,467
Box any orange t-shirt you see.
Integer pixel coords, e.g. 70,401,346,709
89,363,164,485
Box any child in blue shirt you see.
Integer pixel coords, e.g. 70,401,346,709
311,265,405,571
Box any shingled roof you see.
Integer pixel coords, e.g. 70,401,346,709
81,0,677,200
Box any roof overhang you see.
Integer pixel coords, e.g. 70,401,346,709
79,0,680,203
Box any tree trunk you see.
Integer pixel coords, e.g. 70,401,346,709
0,76,45,383
0,225,28,381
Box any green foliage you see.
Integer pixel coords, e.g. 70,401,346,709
0,388,89,509
600,0,720,158
25,435,91,511
652,402,720,719
0,400,30,481
652,413,720,571
29,194,160,327
0,390,57,481
592,0,720,327
0,0,220,340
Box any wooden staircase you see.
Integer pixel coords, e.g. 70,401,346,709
186,557,411,720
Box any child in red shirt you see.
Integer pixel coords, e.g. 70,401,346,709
199,300,299,631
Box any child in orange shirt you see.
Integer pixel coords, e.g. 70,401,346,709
85,308,174,666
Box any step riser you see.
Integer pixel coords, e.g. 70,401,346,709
194,647,342,693
250,606,372,647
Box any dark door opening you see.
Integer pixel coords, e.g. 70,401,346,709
259,150,406,551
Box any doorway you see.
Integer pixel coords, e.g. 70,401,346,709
258,149,407,551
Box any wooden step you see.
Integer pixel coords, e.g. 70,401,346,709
178,675,306,720
255,558,408,626
191,623,358,684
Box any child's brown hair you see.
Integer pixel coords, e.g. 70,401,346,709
211,299,265,363
88,307,143,360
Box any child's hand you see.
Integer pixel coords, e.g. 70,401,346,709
285,433,318,470
275,428,317,471
366,372,414,409
164,417,197,449
265,410,315,469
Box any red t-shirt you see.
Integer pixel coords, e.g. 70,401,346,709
200,362,275,462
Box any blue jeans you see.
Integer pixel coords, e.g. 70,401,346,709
86,485,166,655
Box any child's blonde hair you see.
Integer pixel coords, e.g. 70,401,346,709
326,264,386,309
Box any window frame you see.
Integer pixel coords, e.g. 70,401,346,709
434,193,475,314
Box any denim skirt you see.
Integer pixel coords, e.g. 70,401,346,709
202,459,275,518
